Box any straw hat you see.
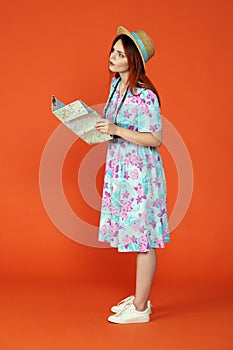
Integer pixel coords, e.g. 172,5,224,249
117,26,155,69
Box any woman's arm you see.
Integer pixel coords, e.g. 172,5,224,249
95,118,162,147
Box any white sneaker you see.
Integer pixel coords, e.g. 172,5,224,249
108,303,150,324
111,295,152,314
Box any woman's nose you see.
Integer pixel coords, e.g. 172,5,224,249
110,51,116,60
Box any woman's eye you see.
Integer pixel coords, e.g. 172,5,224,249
119,53,125,58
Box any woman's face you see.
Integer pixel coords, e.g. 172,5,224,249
109,39,129,74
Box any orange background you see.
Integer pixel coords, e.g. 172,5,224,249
0,0,232,349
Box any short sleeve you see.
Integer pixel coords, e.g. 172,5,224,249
137,89,162,133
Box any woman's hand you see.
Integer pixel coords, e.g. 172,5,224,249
95,118,119,135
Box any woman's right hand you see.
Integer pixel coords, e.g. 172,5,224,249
95,118,119,135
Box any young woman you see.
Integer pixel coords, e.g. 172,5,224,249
95,26,170,324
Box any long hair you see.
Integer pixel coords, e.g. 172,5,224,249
109,34,161,107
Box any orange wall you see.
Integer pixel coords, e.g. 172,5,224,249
0,0,232,286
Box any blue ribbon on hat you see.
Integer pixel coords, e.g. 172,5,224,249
131,31,149,62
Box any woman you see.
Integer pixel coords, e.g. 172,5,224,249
95,26,170,324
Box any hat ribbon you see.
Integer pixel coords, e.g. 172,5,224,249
131,31,149,62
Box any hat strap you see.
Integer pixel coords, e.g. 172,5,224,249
131,32,149,62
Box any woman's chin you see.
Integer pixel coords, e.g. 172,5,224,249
109,64,117,72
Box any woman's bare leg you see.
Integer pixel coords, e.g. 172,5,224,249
134,249,156,311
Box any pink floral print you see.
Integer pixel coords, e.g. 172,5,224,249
98,78,170,252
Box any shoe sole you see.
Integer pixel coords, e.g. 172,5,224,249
108,316,150,324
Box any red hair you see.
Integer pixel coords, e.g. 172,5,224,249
109,34,161,106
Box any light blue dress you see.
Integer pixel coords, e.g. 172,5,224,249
98,78,170,252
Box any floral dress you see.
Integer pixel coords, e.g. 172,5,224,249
98,78,170,252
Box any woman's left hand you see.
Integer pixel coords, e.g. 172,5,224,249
95,118,119,135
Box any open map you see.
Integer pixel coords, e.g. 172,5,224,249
51,96,112,144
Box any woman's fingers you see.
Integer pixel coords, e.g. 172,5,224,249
95,119,110,130
95,120,106,133
96,118,108,126
95,118,116,135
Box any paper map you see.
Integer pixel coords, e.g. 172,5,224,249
51,96,112,144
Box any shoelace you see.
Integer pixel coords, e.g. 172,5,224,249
116,295,134,306
115,297,152,316
117,303,135,316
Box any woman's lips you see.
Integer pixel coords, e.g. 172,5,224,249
109,61,114,66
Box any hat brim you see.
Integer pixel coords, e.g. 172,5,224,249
117,26,146,69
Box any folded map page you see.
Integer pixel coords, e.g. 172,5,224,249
51,96,112,144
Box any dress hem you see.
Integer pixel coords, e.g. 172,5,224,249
98,238,170,252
